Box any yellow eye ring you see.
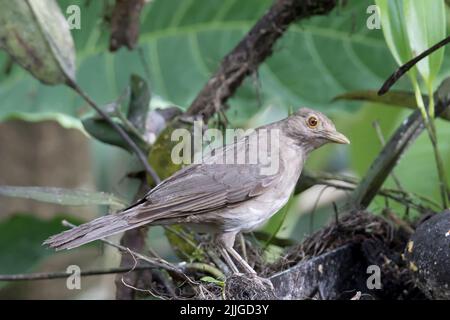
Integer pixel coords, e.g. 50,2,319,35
307,116,319,128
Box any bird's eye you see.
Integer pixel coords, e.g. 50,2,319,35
307,116,319,128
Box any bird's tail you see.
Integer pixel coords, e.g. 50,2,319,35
43,208,151,250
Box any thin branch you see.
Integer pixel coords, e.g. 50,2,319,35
67,80,161,185
115,181,151,299
186,0,338,121
183,263,225,280
61,220,195,284
0,265,152,281
295,170,440,213
378,35,450,95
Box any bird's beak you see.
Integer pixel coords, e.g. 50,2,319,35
325,130,350,144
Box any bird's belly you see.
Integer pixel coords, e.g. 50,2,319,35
219,175,298,233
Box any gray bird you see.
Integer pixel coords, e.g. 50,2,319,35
44,108,349,274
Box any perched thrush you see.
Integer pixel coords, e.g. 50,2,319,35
44,108,349,274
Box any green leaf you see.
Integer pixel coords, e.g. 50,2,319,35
404,0,446,87
375,0,412,66
82,117,148,152
200,276,224,287
334,90,419,108
335,89,450,121
0,186,127,208
0,0,401,127
0,214,84,288
127,74,151,131
0,0,75,84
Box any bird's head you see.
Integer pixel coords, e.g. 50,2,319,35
284,107,350,152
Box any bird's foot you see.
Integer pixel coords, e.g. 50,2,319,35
251,274,274,291
225,273,276,299
230,272,274,290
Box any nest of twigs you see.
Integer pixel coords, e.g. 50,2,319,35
267,210,397,273
264,210,425,299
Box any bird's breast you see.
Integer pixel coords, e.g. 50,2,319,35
221,150,304,233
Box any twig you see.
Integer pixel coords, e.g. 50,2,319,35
115,182,151,299
309,186,330,234
115,108,149,145
295,171,440,212
0,265,152,281
382,208,414,235
378,35,450,95
67,80,160,185
186,0,338,121
183,263,225,280
61,220,195,284
119,248,169,300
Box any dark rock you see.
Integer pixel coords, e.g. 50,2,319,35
404,211,450,299
270,244,368,299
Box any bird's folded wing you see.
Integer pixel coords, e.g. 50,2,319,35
127,163,280,224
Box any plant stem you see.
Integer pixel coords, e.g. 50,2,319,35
413,82,449,208
115,110,149,146
184,263,225,280
67,81,160,185
426,117,449,208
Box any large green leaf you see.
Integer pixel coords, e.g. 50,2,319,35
0,0,401,127
375,0,411,66
0,214,84,288
404,0,446,87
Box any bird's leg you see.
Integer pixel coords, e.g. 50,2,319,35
216,232,256,275
215,233,274,290
218,246,240,274
215,232,242,274
226,244,274,290
227,246,256,275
